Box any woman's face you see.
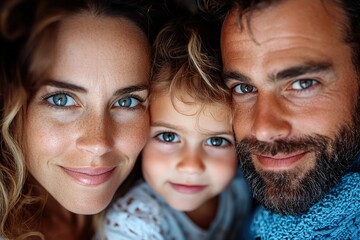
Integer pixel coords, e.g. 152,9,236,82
23,13,150,214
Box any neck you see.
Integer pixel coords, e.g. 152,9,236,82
25,176,94,239
39,194,93,240
185,196,219,229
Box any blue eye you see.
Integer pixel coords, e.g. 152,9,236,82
156,132,180,143
205,137,229,147
291,79,318,90
233,84,257,94
46,93,76,107
114,97,141,108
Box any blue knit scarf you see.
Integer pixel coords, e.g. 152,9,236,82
251,173,360,239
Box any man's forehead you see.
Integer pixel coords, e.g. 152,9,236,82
222,0,345,45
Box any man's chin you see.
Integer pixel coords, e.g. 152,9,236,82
241,153,328,215
249,153,348,215
237,124,360,215
256,169,324,215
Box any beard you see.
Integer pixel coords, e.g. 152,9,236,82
237,108,360,215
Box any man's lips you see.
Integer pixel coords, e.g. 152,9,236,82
61,167,115,186
170,183,207,194
255,151,308,170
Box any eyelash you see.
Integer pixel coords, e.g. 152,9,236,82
230,79,319,96
205,137,232,148
153,131,233,149
113,94,147,110
42,91,78,110
290,79,318,94
42,91,147,110
154,132,180,144
232,83,257,95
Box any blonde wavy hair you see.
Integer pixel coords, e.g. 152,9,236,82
0,1,65,238
0,0,176,238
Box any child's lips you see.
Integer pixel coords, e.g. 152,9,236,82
170,182,207,194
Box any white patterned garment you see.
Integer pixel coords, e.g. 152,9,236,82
95,170,251,240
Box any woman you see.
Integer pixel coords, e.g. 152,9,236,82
0,0,175,238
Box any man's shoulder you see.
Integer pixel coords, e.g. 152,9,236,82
333,172,360,199
351,154,360,172
251,172,360,239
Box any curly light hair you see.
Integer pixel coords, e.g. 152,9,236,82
0,0,175,238
151,15,231,116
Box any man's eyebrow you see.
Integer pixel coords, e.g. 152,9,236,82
222,71,251,83
113,84,148,96
222,61,333,84
42,79,87,92
272,62,333,81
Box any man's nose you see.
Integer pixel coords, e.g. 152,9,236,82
251,93,291,142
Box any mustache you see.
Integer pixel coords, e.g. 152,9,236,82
236,134,331,156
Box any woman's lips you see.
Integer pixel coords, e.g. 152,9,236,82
255,151,308,170
61,167,115,186
170,183,207,194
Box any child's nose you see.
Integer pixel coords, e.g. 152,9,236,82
176,149,205,174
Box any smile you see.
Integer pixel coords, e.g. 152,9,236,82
61,167,115,186
255,151,308,170
170,182,207,194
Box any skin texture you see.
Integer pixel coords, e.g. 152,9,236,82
221,0,359,213
23,13,150,215
142,92,236,227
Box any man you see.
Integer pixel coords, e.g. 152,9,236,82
202,0,360,238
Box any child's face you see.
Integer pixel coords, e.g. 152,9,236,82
142,92,237,211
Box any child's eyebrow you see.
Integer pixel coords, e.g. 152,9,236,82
200,129,234,136
151,121,184,131
151,121,233,136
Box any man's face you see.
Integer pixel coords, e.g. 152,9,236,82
221,0,360,214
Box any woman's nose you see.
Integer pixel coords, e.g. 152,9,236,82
76,113,114,156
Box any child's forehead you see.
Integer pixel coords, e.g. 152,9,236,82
151,66,230,108
150,91,232,124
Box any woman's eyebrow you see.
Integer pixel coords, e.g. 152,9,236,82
42,79,87,93
113,84,149,96
41,81,148,96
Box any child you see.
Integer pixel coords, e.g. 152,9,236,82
96,16,251,240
